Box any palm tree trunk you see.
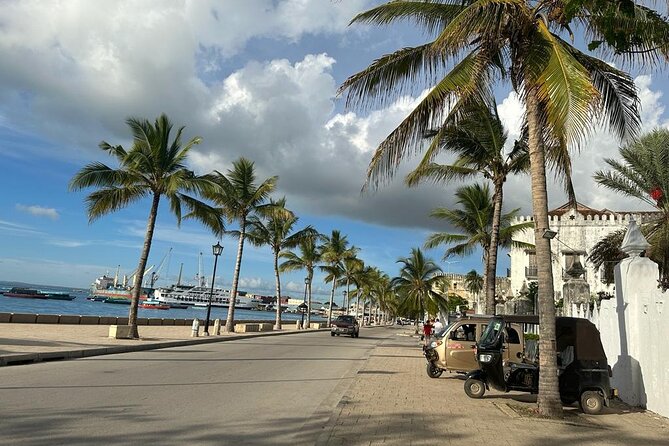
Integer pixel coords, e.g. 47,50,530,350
527,89,562,417
128,193,160,338
481,250,489,313
346,279,350,314
486,179,504,314
306,270,313,328
273,249,282,330
356,292,361,322
225,219,246,333
327,277,336,325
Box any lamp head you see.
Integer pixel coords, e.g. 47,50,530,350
212,241,223,256
304,277,311,285
542,229,558,240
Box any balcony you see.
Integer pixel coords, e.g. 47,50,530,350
525,266,538,279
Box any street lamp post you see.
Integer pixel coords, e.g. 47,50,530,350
301,277,310,329
204,241,223,336
343,290,348,315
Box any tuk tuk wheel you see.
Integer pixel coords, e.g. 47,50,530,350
426,363,443,379
464,378,486,398
579,391,604,414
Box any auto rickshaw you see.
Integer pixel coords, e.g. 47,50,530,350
423,316,524,378
464,316,613,414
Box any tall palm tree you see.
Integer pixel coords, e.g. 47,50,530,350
392,248,449,333
247,198,317,330
407,97,529,314
280,232,322,327
590,129,669,287
340,0,663,416
464,270,484,312
207,158,278,333
320,230,358,324
69,114,223,338
340,256,365,315
426,183,533,286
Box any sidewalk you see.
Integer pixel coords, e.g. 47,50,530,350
318,327,669,446
0,323,311,366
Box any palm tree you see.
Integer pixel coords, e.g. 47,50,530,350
280,232,322,327
69,114,223,338
247,198,317,330
590,129,669,287
464,270,484,313
407,97,529,314
426,183,533,288
320,230,358,324
340,256,365,315
392,248,449,333
207,158,278,333
340,0,660,416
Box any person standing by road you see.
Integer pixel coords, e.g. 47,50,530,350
422,319,433,347
433,318,444,334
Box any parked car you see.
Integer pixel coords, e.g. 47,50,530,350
331,315,360,338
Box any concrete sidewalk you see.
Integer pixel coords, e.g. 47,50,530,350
319,327,669,446
0,322,316,366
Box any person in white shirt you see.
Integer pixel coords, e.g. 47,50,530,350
433,318,444,334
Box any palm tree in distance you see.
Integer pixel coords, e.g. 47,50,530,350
207,158,278,333
247,198,317,330
320,230,359,323
392,248,449,333
590,129,669,288
69,114,223,338
280,232,322,328
464,270,484,313
407,97,530,314
340,0,663,416
426,183,533,288
340,256,365,315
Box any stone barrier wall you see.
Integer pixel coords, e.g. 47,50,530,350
0,313,308,328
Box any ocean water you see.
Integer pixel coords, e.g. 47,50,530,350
0,284,323,322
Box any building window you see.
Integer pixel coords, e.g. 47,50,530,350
525,251,537,278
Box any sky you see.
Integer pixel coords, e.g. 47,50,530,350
1,1,668,302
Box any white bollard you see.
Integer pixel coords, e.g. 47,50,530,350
295,320,302,330
213,319,221,335
191,318,200,337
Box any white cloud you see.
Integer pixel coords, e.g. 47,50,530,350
15,204,59,220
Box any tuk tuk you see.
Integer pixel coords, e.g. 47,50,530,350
423,316,524,378
464,316,613,414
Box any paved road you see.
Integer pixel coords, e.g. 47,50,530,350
0,328,394,445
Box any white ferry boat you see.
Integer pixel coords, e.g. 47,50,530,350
153,284,261,310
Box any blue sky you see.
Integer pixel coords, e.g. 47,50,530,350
1,1,668,302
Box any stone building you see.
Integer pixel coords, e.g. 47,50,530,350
435,272,510,312
509,202,657,302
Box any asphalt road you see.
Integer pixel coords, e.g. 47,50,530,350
0,327,396,445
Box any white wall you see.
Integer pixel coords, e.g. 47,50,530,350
588,255,668,417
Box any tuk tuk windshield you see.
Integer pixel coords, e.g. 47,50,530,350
479,318,504,348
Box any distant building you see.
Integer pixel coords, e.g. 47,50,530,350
435,273,510,312
509,202,658,301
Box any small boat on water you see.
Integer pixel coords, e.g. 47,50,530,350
2,287,74,300
103,297,131,305
139,300,170,310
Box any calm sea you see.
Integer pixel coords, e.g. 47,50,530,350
0,283,322,322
